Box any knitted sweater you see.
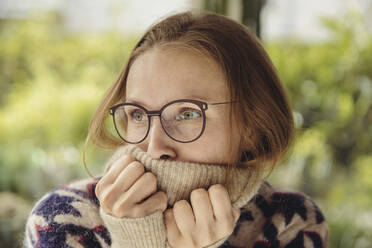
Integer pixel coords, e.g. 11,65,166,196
24,145,328,248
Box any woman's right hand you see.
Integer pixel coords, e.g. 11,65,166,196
95,154,168,218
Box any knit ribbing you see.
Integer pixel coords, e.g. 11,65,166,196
100,208,166,248
105,144,263,209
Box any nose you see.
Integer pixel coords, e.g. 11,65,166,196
142,116,176,160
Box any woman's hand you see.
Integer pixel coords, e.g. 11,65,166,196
164,184,240,248
95,154,168,218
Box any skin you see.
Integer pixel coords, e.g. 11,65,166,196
95,46,241,248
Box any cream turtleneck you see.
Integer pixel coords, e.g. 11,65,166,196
99,144,263,248
103,144,263,208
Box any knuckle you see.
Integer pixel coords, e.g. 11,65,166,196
130,161,145,173
124,154,136,162
128,154,137,160
118,195,131,209
112,198,131,218
100,184,114,203
101,190,111,204
95,177,111,197
117,154,134,165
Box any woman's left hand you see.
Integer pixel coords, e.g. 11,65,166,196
164,184,240,248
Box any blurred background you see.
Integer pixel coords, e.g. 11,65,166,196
0,0,371,247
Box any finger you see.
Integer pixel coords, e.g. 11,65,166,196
137,191,168,214
113,161,145,193
101,162,145,208
190,188,214,226
96,155,137,198
125,172,157,204
95,182,114,214
164,209,181,244
99,155,136,187
208,184,235,221
111,189,167,218
96,156,138,206
173,200,195,234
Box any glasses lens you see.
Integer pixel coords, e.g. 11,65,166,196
162,101,204,142
114,105,149,143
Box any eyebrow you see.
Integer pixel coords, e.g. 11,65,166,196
125,95,211,108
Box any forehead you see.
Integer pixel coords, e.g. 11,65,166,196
125,46,229,109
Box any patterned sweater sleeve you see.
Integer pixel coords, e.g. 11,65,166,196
245,186,329,248
23,178,169,248
276,196,329,248
24,179,112,248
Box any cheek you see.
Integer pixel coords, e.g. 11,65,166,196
204,122,230,143
204,115,232,142
191,122,231,161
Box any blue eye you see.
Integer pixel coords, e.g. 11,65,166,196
176,109,202,121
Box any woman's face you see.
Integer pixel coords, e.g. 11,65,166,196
125,46,240,164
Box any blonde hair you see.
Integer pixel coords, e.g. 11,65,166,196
83,11,294,190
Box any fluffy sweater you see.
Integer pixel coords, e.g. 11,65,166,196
24,145,328,247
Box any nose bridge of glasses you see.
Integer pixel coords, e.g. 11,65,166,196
147,110,161,117
147,111,162,126
147,111,163,129
146,112,167,141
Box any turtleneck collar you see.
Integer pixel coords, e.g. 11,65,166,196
104,144,263,209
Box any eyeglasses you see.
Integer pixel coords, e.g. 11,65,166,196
109,99,235,144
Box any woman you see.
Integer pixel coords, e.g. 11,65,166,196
24,11,328,248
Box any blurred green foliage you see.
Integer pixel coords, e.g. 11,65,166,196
0,12,136,202
266,11,372,248
0,10,371,248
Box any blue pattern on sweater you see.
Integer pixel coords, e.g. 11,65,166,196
29,185,111,248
